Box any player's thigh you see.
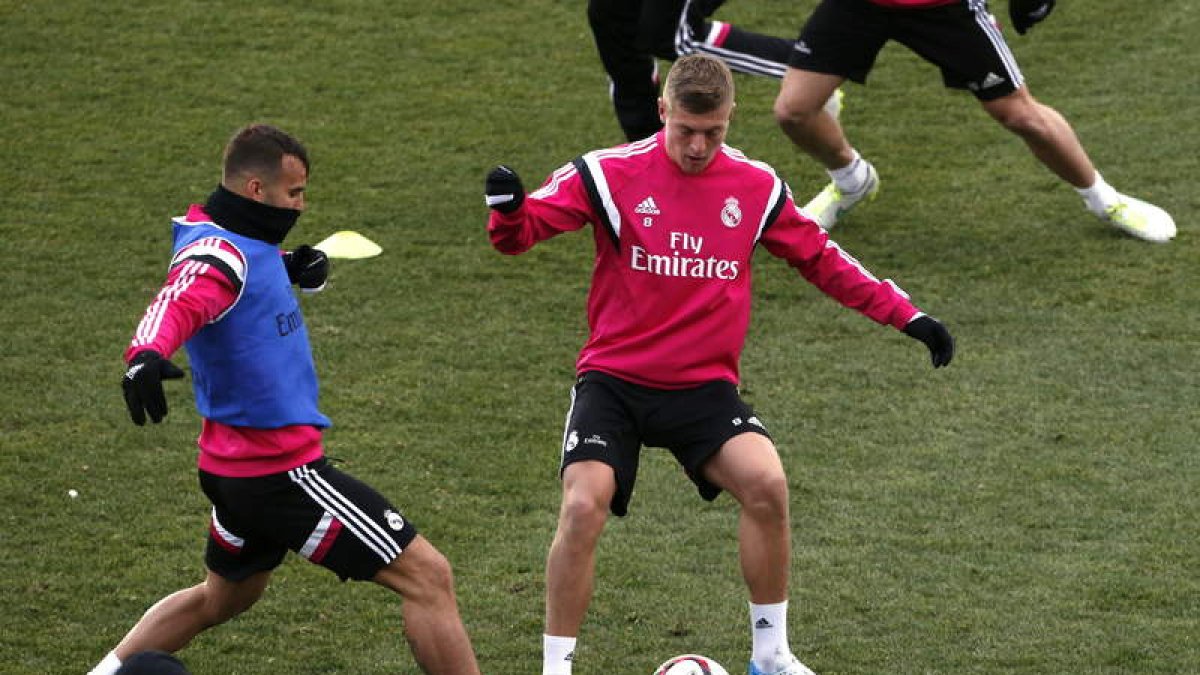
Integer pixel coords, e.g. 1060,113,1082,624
701,431,786,502
778,68,845,115
561,459,620,513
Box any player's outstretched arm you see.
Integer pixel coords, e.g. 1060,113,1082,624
902,315,955,368
122,350,185,425
1009,0,1056,35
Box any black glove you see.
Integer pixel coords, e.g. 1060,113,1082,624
1009,0,1055,35
283,244,329,292
903,315,955,368
485,165,525,214
122,350,185,426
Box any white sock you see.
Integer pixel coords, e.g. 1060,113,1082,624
750,601,792,672
829,150,871,194
543,634,577,675
88,652,122,675
1076,171,1122,215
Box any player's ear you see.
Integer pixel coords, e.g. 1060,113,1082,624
244,176,266,202
657,97,668,124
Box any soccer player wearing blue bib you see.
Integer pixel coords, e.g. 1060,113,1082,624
89,125,480,675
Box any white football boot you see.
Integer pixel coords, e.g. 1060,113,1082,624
1102,194,1176,243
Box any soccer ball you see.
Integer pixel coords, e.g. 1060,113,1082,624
653,654,730,675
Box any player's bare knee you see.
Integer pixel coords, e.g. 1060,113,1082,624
408,538,454,581
737,471,789,522
384,544,457,607
556,493,610,548
773,96,821,130
563,488,609,524
425,549,456,592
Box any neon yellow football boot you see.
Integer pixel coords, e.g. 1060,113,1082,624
1103,195,1176,243
800,162,879,231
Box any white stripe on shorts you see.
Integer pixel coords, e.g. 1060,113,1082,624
288,465,402,564
211,507,244,550
298,511,336,560
972,3,1024,89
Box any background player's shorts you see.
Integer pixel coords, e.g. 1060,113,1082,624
561,370,771,516
199,458,418,582
789,0,1023,100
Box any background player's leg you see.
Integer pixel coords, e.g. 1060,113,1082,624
982,86,1094,187
588,0,663,141
775,68,852,170
675,0,793,78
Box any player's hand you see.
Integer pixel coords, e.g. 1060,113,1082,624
122,350,185,425
485,165,525,214
1009,0,1055,35
903,315,955,368
284,244,329,293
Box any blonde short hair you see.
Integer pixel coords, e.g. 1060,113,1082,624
662,54,735,114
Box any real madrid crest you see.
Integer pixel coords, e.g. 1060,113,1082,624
721,196,742,228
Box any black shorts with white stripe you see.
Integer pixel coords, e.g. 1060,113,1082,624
790,0,1024,100
200,458,418,582
561,371,771,517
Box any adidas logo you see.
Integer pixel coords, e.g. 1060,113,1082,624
755,617,773,629
794,40,812,55
981,72,1006,88
635,196,660,215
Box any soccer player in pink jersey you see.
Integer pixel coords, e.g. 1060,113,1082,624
774,0,1175,242
485,55,954,675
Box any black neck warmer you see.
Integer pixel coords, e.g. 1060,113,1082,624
203,184,301,245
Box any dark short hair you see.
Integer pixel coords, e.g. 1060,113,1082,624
664,54,735,114
222,124,309,182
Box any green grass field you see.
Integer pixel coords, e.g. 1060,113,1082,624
2,1,1197,672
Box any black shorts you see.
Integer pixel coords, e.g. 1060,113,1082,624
561,371,770,517
789,0,1024,100
199,458,418,582
587,0,723,60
